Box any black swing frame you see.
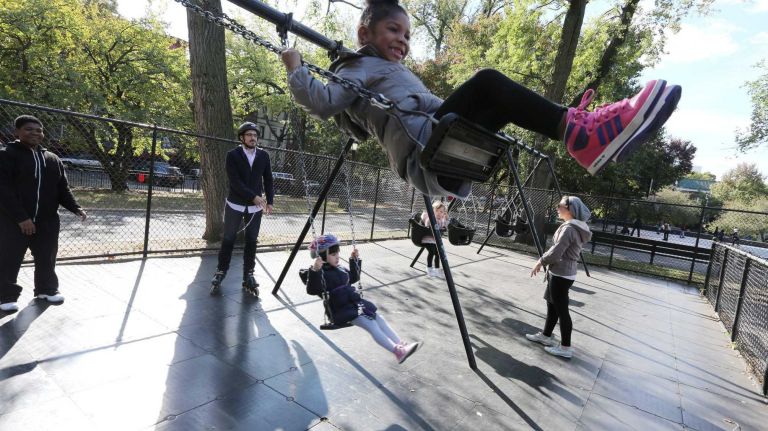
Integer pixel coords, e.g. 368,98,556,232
184,0,583,370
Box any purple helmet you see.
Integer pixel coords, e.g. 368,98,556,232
309,234,340,259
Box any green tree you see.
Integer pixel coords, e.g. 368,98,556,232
710,163,768,206
685,171,716,181
0,0,192,191
736,59,768,151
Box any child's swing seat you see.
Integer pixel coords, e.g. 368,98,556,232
447,218,475,246
299,268,354,331
409,213,434,246
495,209,529,238
420,113,507,183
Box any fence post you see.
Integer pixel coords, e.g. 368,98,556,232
687,202,708,284
714,248,730,311
369,168,381,241
142,126,158,259
730,257,752,342
702,243,717,295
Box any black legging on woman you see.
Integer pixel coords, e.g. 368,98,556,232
424,244,440,268
543,275,575,346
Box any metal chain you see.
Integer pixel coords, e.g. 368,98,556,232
341,137,363,296
175,0,394,111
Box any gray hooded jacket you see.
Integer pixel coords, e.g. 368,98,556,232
287,45,472,198
541,220,593,278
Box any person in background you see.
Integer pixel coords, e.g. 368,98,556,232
0,115,87,312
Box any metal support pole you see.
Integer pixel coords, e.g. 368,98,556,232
714,248,730,311
506,150,544,257
410,247,425,268
142,126,158,259
369,169,381,241
730,258,752,342
321,158,331,234
687,203,708,284
272,138,356,294
407,188,416,237
424,194,476,370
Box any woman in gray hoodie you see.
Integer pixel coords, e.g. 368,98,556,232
527,196,592,358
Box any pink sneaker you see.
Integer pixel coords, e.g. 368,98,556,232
393,341,420,364
565,80,674,174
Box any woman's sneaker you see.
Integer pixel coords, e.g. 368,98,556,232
394,342,421,364
36,293,64,304
0,302,19,312
565,80,676,175
525,332,556,346
544,344,573,359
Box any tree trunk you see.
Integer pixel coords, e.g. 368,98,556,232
187,0,234,241
568,0,640,108
523,0,587,247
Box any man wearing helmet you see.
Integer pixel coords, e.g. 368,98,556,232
210,122,275,296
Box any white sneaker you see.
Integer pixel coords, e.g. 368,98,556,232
432,268,445,279
426,267,435,277
525,332,556,347
0,302,19,312
544,344,574,358
37,293,65,304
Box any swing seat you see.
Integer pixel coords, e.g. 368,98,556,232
320,322,353,330
495,215,516,237
421,113,507,183
409,215,434,246
448,218,475,246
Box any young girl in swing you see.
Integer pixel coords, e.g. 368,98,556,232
306,234,421,363
420,200,448,278
281,0,682,198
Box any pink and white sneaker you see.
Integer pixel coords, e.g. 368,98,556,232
565,80,680,174
394,341,421,364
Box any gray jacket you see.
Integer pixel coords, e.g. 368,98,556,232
287,45,472,198
541,220,592,278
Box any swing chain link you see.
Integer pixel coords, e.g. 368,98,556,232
175,0,394,111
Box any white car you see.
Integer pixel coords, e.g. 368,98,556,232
60,153,102,170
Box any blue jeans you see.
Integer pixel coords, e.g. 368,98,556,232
217,204,263,276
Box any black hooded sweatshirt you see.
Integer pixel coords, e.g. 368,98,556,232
0,140,80,223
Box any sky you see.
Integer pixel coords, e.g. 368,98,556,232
117,0,768,180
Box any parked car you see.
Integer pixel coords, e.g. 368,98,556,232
60,153,102,170
135,162,185,187
189,168,201,177
272,172,296,195
302,180,321,195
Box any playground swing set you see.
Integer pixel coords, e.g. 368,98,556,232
177,0,589,370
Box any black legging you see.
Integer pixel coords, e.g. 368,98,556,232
424,243,440,268
435,69,566,140
543,275,575,346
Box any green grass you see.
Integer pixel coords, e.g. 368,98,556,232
72,189,345,213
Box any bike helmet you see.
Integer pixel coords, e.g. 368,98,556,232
309,234,340,260
237,122,260,138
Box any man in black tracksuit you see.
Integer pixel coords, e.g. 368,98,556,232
0,115,87,312
210,122,274,297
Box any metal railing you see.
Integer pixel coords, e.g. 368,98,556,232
703,242,768,395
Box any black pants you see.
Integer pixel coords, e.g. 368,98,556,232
424,243,440,268
543,275,575,347
630,227,641,237
435,69,565,139
0,217,60,303
217,205,263,277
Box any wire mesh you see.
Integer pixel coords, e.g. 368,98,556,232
704,243,768,394
716,252,747,329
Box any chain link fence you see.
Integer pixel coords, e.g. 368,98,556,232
3,98,768,286
703,242,768,395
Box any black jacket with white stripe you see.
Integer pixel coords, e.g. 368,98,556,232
0,140,80,223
